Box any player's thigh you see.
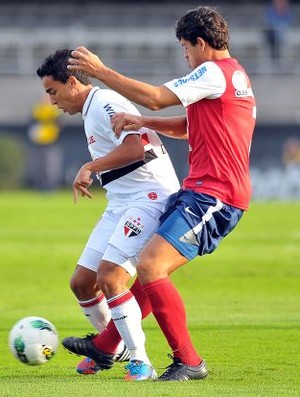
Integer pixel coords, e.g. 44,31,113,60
137,233,188,283
77,210,118,272
102,206,162,276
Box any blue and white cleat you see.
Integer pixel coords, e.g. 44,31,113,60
124,360,157,381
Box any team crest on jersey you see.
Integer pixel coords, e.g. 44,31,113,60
124,216,144,237
148,191,158,200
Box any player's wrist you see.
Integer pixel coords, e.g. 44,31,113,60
82,161,95,173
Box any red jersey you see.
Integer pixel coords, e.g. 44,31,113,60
164,58,256,210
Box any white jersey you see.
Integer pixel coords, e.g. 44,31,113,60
82,87,180,207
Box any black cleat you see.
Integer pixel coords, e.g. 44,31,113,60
115,344,130,362
76,344,130,375
157,356,208,381
62,334,115,370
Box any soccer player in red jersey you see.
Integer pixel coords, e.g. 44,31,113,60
68,6,256,381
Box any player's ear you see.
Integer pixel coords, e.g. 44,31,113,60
196,37,206,51
68,76,77,87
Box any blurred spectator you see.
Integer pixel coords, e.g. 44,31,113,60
282,137,300,167
264,0,293,62
27,94,63,191
281,137,300,198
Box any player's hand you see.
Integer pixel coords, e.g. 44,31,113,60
68,46,105,78
73,165,93,203
111,113,143,138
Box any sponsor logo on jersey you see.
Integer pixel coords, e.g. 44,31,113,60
103,103,116,118
123,216,144,237
174,65,207,87
235,89,248,97
88,135,96,145
231,70,253,98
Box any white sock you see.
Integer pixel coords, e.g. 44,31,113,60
79,293,111,334
78,293,125,355
107,291,151,365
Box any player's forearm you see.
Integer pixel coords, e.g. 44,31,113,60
85,144,145,174
70,46,179,110
141,115,188,139
96,67,166,110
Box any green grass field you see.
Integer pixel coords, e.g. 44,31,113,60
0,190,299,397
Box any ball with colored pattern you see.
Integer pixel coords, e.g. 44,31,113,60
9,316,59,365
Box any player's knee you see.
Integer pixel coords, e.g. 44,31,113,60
97,267,129,298
137,251,171,283
136,260,157,284
70,272,96,297
97,274,119,297
69,275,85,295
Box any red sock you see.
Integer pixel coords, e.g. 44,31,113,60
130,277,152,318
92,278,152,353
142,278,201,366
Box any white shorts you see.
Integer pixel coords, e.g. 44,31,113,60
78,203,164,277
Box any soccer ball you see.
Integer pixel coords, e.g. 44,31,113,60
8,316,59,365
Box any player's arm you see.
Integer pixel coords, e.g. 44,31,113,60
68,46,180,110
112,113,188,140
73,134,144,203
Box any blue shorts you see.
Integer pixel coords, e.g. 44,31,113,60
157,190,244,260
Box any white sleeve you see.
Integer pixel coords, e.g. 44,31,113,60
164,61,226,108
100,92,142,146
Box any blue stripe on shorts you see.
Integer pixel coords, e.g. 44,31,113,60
157,190,243,260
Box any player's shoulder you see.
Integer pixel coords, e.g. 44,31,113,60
95,88,139,113
187,61,225,82
96,88,128,103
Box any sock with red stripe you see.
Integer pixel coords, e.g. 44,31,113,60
78,292,110,334
78,292,126,356
107,289,151,364
142,278,202,366
92,278,152,360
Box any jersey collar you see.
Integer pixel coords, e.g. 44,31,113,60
82,86,100,119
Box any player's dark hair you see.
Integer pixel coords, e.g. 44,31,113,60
36,49,90,85
175,6,229,50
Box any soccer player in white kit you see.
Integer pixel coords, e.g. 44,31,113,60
36,49,180,380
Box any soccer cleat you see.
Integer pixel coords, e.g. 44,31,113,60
62,334,114,370
114,345,131,362
124,360,157,381
75,345,131,375
76,357,101,375
157,356,208,381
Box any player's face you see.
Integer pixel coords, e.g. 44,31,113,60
180,38,205,69
41,76,80,115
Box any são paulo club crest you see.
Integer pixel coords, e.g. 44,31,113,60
124,216,144,237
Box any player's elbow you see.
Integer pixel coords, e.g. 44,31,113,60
145,97,167,111
143,99,163,111
143,88,169,111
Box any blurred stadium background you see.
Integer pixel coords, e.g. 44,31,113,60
1,0,300,199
